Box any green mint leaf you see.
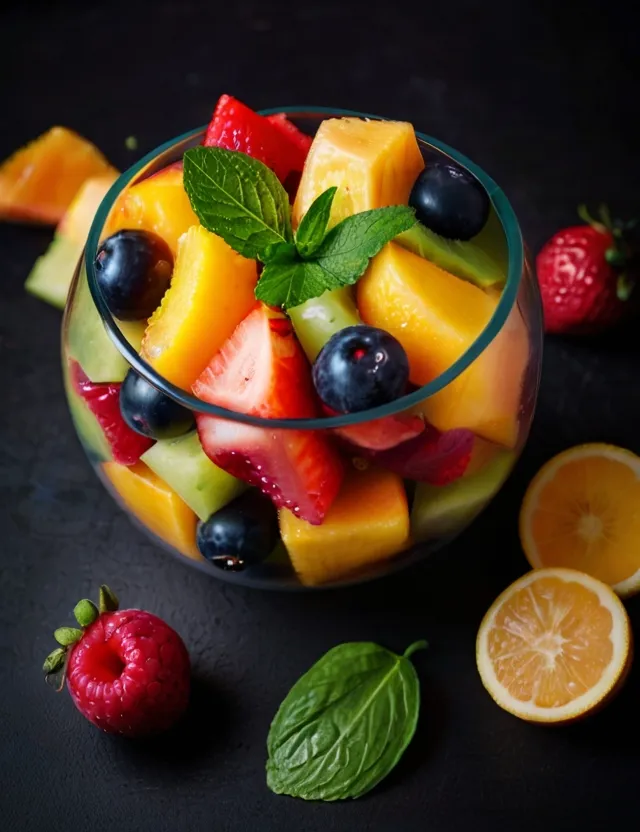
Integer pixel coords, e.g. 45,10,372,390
255,260,341,309
183,146,292,260
262,241,298,265
295,187,337,258
266,641,425,801
313,205,416,284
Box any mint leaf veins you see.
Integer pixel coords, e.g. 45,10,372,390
183,146,292,260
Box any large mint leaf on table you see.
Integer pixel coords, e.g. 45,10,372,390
183,146,292,260
266,640,426,801
313,205,416,284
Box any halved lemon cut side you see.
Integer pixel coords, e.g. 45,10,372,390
520,443,640,598
476,568,631,723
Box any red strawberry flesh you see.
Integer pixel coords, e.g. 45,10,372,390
265,112,313,170
193,305,343,524
328,410,425,451
203,95,310,183
67,609,190,736
372,423,475,485
70,361,153,465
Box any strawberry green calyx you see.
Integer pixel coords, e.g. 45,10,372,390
578,204,637,303
43,584,120,687
54,627,83,646
43,648,66,675
99,584,119,613
74,599,99,627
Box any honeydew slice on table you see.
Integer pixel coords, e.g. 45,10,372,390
140,225,258,391
102,461,202,561
0,126,117,225
357,242,529,448
520,443,640,598
289,117,424,362
476,568,631,723
26,173,119,310
279,466,410,586
104,162,197,254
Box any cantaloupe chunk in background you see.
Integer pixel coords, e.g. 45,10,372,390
279,467,410,586
292,117,424,228
357,242,529,448
0,127,116,225
25,173,118,309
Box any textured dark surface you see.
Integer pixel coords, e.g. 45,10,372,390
1,1,640,830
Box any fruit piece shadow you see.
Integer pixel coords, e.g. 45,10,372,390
109,671,235,772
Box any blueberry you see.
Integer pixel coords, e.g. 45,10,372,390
95,230,173,320
409,162,490,241
196,491,279,571
119,369,195,439
312,325,409,413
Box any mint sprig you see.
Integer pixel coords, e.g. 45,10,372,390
295,186,337,258
183,147,416,309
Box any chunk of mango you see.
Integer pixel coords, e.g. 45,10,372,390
103,461,201,561
104,162,197,255
280,467,410,586
140,225,258,390
292,117,424,228
357,243,529,448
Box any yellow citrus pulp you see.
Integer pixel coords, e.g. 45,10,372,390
520,443,640,597
476,568,631,723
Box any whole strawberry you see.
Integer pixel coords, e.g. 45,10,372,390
536,205,637,334
43,585,190,737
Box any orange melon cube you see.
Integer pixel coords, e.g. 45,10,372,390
292,118,424,228
279,467,410,586
104,162,198,254
102,461,201,560
357,243,529,448
0,127,116,225
140,225,258,390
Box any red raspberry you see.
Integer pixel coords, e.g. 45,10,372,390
66,609,190,737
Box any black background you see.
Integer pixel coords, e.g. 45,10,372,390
1,1,640,830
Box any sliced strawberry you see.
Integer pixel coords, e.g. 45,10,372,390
372,423,475,485
70,362,153,465
265,113,313,171
203,95,293,183
329,410,425,451
193,305,343,524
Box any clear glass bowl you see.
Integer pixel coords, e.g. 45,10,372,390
61,107,543,590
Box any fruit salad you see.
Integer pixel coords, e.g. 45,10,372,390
61,96,542,588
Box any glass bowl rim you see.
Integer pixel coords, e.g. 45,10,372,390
83,106,524,431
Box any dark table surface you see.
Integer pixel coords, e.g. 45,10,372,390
1,1,639,830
